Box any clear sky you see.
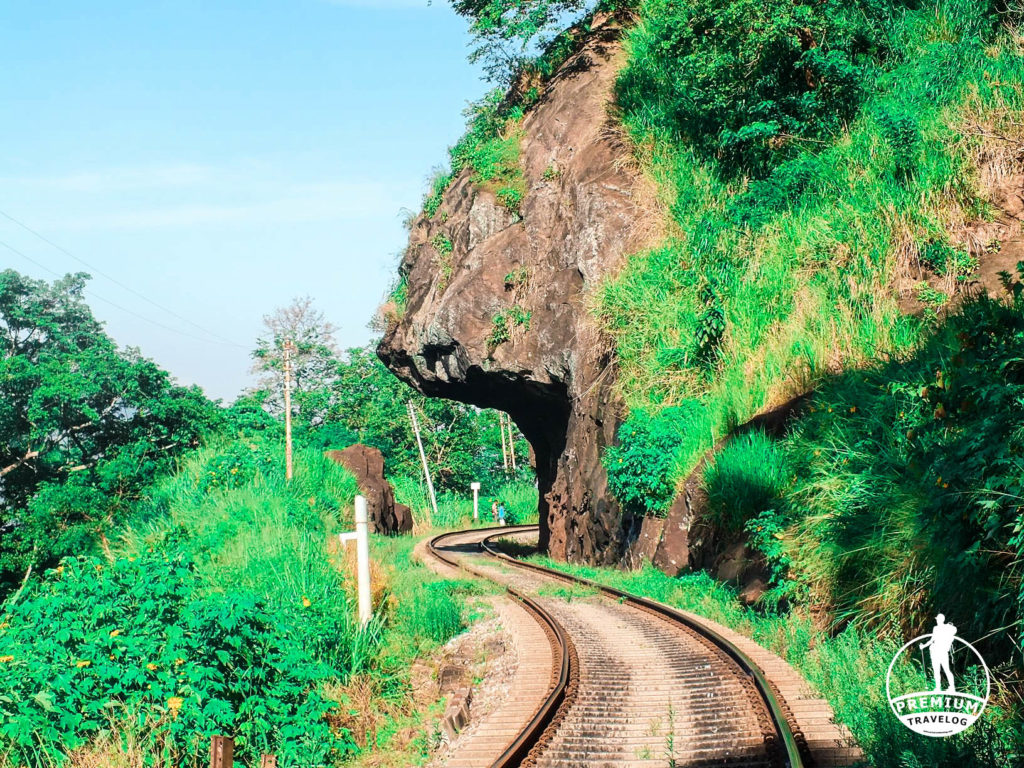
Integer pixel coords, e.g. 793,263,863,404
0,0,485,401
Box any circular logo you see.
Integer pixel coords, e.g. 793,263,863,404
886,615,990,737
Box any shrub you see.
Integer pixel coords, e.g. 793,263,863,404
603,406,693,517
0,552,349,767
617,0,909,175
703,430,790,534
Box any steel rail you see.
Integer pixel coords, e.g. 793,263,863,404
426,527,573,768
479,525,806,768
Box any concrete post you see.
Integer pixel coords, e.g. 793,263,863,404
471,482,481,521
354,495,372,627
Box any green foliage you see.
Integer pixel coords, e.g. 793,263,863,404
423,171,453,219
603,406,693,517
618,0,912,175
0,270,222,593
598,0,1023,482
0,551,347,767
775,286,1024,645
919,238,978,279
487,305,531,349
430,232,454,255
703,431,790,534
330,346,521,491
449,0,596,86
496,186,524,213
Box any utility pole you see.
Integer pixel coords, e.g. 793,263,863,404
499,412,509,472
408,401,438,519
507,414,517,472
283,339,295,482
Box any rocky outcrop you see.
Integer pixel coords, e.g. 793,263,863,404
377,20,657,563
325,445,412,535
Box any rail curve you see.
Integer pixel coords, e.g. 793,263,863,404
426,525,820,768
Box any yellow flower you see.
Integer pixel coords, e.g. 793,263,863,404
75,660,91,668
302,596,311,608
56,565,64,576
167,696,184,710
942,482,949,489
0,655,14,663
231,467,238,474
109,629,121,638
146,663,158,671
849,406,857,413
174,658,185,666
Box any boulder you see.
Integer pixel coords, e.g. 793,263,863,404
325,445,412,535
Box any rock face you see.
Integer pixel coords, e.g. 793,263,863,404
326,445,412,535
377,20,656,563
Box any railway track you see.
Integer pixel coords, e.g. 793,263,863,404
425,525,859,768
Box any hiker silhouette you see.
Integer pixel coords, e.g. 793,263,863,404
920,614,958,693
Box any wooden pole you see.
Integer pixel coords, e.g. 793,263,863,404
283,339,294,482
499,412,509,472
507,415,517,471
408,401,439,519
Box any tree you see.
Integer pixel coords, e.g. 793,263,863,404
250,296,341,428
0,270,223,590
450,0,598,85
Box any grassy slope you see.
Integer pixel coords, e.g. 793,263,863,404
0,436,485,768
599,1,1024,475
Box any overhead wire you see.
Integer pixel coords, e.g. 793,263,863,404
0,206,247,348
0,237,247,348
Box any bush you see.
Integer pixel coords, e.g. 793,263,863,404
703,430,790,533
604,406,692,516
0,552,348,767
618,0,909,175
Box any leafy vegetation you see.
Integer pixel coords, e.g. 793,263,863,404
702,430,790,534
487,305,531,350
0,270,223,595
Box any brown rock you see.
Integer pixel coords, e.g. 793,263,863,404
378,20,658,564
325,444,412,535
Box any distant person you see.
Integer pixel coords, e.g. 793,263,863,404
491,500,498,523
920,614,958,693
498,502,506,526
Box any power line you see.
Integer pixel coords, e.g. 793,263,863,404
0,238,247,348
0,206,246,348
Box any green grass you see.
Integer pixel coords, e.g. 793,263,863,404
597,0,1024,484
392,474,538,528
0,435,497,767
702,430,790,534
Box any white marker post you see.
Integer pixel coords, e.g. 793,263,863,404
354,495,372,628
471,482,481,521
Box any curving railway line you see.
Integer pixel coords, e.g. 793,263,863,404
425,525,861,768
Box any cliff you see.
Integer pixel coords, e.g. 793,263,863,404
377,21,650,563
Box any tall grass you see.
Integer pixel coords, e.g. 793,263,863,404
702,430,790,533
598,0,1024,489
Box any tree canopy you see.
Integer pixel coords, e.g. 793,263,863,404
0,270,223,590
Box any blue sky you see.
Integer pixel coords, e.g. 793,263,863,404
0,0,485,400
